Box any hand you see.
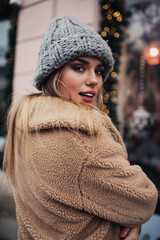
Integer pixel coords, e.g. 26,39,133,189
120,226,141,240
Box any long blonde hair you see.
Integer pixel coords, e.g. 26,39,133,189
3,68,104,185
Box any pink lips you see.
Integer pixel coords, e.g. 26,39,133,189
79,91,96,103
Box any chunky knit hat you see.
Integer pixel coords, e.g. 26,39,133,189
33,16,114,90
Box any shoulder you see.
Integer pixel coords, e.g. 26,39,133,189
14,95,126,153
22,95,109,135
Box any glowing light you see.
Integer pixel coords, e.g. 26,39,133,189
101,31,107,37
110,91,117,96
104,109,110,115
113,11,120,18
103,4,109,10
111,72,117,78
117,16,122,22
107,15,112,20
104,27,109,32
114,32,120,38
143,42,160,65
103,94,109,102
149,47,159,57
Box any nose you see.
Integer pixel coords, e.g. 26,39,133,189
86,70,98,86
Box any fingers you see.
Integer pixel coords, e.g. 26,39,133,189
120,228,130,239
120,227,140,240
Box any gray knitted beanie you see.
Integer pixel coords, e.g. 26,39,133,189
33,16,114,90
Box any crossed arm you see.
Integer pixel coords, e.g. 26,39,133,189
120,226,141,239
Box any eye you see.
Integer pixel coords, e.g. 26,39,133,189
73,64,85,72
95,68,104,76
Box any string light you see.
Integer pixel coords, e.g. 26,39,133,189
103,93,109,102
101,31,107,37
110,90,117,96
117,16,122,22
113,11,120,18
104,109,110,115
104,26,109,32
114,32,120,38
111,71,117,78
103,4,109,10
100,0,127,119
106,15,112,20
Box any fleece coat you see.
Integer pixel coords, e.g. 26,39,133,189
13,96,158,240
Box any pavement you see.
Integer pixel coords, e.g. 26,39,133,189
0,170,18,240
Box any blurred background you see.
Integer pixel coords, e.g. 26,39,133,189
0,0,160,239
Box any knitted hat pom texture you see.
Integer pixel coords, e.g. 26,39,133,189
33,16,114,90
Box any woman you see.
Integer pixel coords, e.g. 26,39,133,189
3,16,157,240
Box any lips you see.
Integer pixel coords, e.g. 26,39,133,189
79,91,96,103
79,91,96,98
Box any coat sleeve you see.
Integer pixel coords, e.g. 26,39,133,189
29,127,158,228
78,130,158,228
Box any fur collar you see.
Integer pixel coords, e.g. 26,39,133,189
28,96,109,135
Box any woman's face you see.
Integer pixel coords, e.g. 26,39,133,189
59,57,104,104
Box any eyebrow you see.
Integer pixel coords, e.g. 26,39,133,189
70,58,104,68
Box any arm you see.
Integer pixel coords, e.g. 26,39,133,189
78,129,158,227
120,226,141,239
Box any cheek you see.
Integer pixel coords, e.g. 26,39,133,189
64,78,80,91
60,73,81,95
62,73,82,90
97,80,103,91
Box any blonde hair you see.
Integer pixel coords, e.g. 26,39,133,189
3,68,104,185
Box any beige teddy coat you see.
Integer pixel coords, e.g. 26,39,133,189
13,96,158,240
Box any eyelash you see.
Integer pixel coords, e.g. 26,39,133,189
95,69,104,76
73,65,84,72
72,64,104,76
